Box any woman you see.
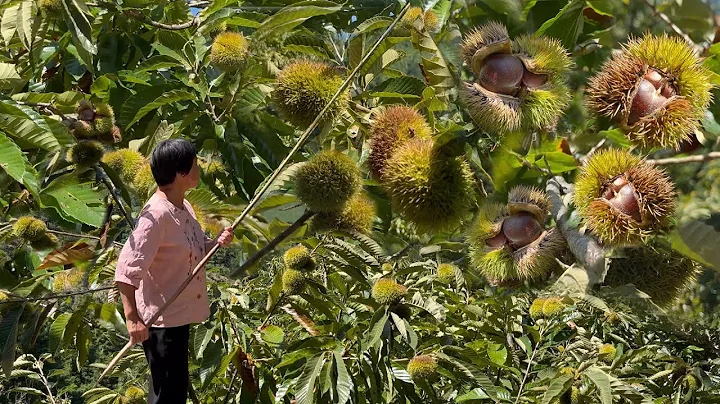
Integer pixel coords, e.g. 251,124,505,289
114,139,234,403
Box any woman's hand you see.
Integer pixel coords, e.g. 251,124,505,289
127,315,149,345
217,226,234,247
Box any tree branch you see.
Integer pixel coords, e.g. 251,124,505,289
639,0,702,54
646,151,720,166
123,10,200,30
95,166,135,228
46,229,124,248
229,210,316,279
546,176,607,289
1,286,114,304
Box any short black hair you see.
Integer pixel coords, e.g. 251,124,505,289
150,139,197,186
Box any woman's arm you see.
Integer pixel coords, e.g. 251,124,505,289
117,282,148,344
114,208,166,343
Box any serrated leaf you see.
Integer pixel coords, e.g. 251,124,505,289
362,308,387,350
260,324,284,346
76,323,90,367
535,0,584,50
0,131,39,197
0,100,62,151
585,367,612,404
1,4,18,46
0,303,24,376
36,242,94,270
254,1,342,38
0,63,23,89
281,305,319,336
334,350,352,404
60,0,97,54
541,374,573,404
126,90,194,129
40,174,105,227
48,313,71,354
294,353,325,404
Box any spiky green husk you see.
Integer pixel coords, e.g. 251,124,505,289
311,192,376,234
69,140,104,167
30,233,58,250
424,10,439,33
102,149,145,183
598,344,616,363
389,303,412,320
467,203,518,283
604,242,700,306
52,268,85,293
40,0,62,16
371,278,407,305
94,117,114,136
683,375,699,391
459,81,521,134
507,185,550,221
94,103,114,119
570,386,581,404
13,217,47,241
210,32,249,72
573,149,676,245
368,105,432,180
542,296,565,317
122,386,145,404
283,245,313,271
294,151,360,213
381,263,393,273
133,163,156,199
73,120,94,138
383,138,474,233
513,228,566,280
512,35,573,78
407,355,437,380
586,35,712,149
282,269,307,295
436,263,456,284
461,22,511,73
273,60,349,127
519,82,570,132
397,6,424,33
529,298,545,319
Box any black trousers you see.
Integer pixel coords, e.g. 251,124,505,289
142,325,190,404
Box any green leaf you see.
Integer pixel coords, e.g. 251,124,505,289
541,374,573,404
362,307,388,351
334,350,352,404
260,325,284,346
352,16,392,34
0,63,24,89
76,323,90,367
535,0,585,50
126,90,194,129
60,0,97,56
0,131,40,197
294,353,326,404
538,151,577,174
0,303,24,377
48,313,71,354
584,367,612,404
673,221,720,268
0,100,62,151
40,174,105,227
254,1,342,38
15,0,36,51
413,30,455,98
598,128,631,148
368,76,426,99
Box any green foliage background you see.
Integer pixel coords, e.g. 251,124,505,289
0,0,720,403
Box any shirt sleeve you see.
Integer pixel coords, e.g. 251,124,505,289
114,207,167,288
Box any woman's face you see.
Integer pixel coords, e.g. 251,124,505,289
180,157,200,189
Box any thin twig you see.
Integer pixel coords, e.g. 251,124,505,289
124,10,200,30
222,368,239,404
259,293,284,330
229,211,315,278
581,138,607,165
514,328,545,404
639,0,702,54
352,102,373,114
647,151,720,165
45,229,124,248
96,166,135,228
1,286,114,304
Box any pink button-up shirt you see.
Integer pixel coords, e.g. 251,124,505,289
115,193,212,328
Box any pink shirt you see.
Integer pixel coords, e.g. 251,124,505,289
115,193,213,328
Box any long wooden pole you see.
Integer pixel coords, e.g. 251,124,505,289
94,3,412,386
